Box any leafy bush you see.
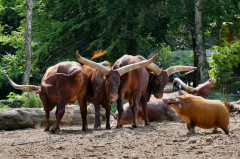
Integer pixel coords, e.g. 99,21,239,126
0,103,11,112
6,92,43,108
151,43,194,69
208,39,240,85
206,90,239,102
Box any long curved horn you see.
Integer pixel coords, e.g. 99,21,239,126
166,66,197,76
145,63,162,75
136,55,161,75
4,74,40,91
76,50,110,76
117,54,158,76
173,78,194,91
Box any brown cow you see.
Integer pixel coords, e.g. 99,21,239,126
115,96,181,125
82,61,112,130
162,94,229,135
115,77,216,125
4,61,88,133
137,55,197,100
174,77,216,98
76,51,158,129
113,55,196,128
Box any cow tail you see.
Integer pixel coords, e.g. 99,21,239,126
110,111,117,120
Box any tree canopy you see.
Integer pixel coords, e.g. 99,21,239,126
0,0,239,99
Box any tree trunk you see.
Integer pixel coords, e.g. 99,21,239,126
22,0,33,86
193,0,209,84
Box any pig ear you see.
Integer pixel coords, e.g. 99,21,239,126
185,97,193,103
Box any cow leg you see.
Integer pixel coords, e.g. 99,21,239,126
44,108,50,131
116,98,123,128
79,99,88,131
132,96,141,128
105,107,111,129
50,101,67,133
94,101,101,130
54,105,60,131
141,95,150,126
42,96,50,132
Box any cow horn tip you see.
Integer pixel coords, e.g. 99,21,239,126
153,53,158,60
76,50,80,58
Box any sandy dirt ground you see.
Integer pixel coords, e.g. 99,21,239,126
0,112,239,159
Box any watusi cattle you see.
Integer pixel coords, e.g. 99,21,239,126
173,77,216,98
82,61,112,130
113,55,196,128
162,94,229,135
115,96,181,125
4,61,88,133
115,77,215,126
76,51,158,129
136,55,197,99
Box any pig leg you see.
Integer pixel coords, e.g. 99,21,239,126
220,126,229,135
187,120,196,134
212,127,220,134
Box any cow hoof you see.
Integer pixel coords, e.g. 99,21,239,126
116,124,123,128
94,126,99,131
49,130,56,134
106,126,111,130
44,128,49,132
82,127,88,131
145,122,150,126
132,125,137,128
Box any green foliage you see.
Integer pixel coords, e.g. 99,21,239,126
0,102,11,112
208,39,240,85
151,43,194,69
206,90,239,102
0,99,22,108
6,92,43,108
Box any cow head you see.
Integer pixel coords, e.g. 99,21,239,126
147,64,197,99
76,50,158,106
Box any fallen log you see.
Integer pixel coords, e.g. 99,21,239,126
224,99,240,112
0,105,107,130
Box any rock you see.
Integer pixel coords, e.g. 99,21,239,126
0,104,107,130
206,137,213,143
188,138,197,144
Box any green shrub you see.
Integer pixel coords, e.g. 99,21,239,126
0,102,12,112
206,90,239,102
6,92,43,108
208,39,240,85
0,99,23,108
151,43,194,69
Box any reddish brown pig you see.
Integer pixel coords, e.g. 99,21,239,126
162,94,229,135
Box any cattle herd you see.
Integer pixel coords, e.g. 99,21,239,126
4,51,230,136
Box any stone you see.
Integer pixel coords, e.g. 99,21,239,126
0,104,107,130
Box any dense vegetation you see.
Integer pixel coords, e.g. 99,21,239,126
0,0,239,107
